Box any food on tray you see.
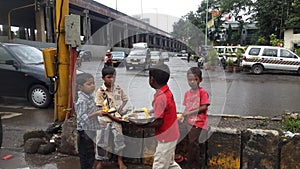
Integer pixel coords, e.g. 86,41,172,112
141,107,149,119
127,112,155,125
176,114,183,119
103,99,109,112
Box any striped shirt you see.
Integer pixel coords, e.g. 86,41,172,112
75,91,100,131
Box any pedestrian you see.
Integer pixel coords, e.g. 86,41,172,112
94,66,128,169
178,67,210,169
187,53,190,63
133,63,181,169
75,73,103,169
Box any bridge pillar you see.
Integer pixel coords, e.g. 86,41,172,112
83,9,92,44
106,18,112,48
30,28,35,41
145,33,149,44
45,3,54,43
123,23,129,48
35,7,46,42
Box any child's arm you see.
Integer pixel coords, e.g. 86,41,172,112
87,110,106,119
117,100,128,115
105,113,123,123
182,104,208,117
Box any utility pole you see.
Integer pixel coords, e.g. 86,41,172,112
54,0,70,121
205,0,208,46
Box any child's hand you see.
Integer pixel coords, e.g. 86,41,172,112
178,116,185,123
97,110,108,116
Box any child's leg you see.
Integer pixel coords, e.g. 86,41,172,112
111,124,127,169
187,127,207,169
153,140,181,169
94,160,103,169
117,152,127,169
77,130,95,169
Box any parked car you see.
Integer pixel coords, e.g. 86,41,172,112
161,52,170,61
0,116,2,148
214,46,245,63
242,45,300,75
78,50,92,61
0,43,52,108
150,51,163,64
111,51,127,67
125,43,151,70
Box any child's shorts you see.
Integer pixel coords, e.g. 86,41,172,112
95,122,125,160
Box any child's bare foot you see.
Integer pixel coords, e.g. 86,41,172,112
118,162,127,169
118,156,127,169
94,161,103,169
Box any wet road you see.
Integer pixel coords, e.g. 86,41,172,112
1,56,300,168
81,57,300,117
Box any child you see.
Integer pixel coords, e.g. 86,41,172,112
75,73,104,169
94,66,128,169
135,63,181,169
180,67,210,169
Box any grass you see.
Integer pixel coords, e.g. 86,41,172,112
281,117,300,133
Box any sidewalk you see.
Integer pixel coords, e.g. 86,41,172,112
0,147,152,169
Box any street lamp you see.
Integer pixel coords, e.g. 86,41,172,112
140,0,143,19
205,0,208,46
8,3,35,41
153,8,158,27
115,0,117,11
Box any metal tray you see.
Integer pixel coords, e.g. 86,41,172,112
127,112,155,125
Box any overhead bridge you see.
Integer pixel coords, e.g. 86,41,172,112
0,0,187,52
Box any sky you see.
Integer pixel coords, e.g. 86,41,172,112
95,0,201,19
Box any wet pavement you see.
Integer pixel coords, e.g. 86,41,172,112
1,57,300,168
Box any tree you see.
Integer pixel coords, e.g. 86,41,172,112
285,0,300,28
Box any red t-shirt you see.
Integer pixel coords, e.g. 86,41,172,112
183,87,210,129
153,85,180,142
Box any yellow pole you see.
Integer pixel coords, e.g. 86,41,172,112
55,0,69,121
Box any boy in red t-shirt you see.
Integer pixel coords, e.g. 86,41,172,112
180,67,210,169
134,63,181,169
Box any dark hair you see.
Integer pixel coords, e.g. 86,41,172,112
75,73,94,101
149,63,170,85
102,66,116,77
187,67,202,79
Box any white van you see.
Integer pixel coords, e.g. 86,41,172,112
242,45,300,75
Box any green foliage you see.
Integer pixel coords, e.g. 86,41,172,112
226,59,234,66
257,37,267,45
269,34,284,46
295,48,300,56
172,0,300,47
207,49,219,66
235,50,243,66
282,118,300,133
285,1,300,28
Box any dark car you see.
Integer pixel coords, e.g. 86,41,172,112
0,43,52,108
125,47,151,70
111,51,127,67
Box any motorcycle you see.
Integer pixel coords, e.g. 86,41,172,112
104,51,113,67
197,57,205,69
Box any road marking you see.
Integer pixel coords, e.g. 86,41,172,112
0,112,22,119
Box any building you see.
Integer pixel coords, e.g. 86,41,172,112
284,28,300,50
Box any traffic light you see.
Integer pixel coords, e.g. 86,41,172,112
35,0,41,11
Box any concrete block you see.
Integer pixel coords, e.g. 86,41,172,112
242,129,279,169
207,127,241,169
280,135,300,169
58,119,78,156
24,138,46,154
